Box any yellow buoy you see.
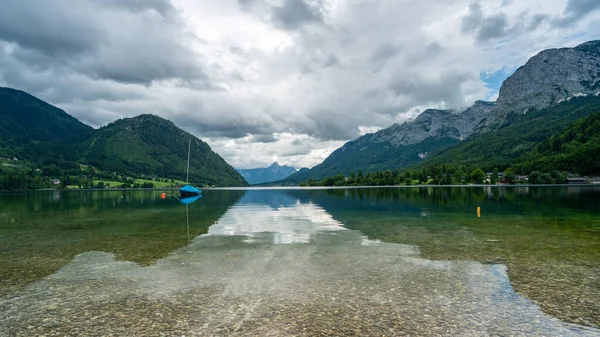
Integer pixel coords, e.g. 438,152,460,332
477,206,481,218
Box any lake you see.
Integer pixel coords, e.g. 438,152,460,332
1,187,599,336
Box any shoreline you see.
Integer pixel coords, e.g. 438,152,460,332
1,183,600,192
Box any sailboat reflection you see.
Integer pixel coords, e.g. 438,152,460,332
179,195,202,205
180,194,202,253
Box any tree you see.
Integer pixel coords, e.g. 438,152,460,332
504,168,516,183
528,170,542,184
540,173,553,184
453,168,464,185
443,173,452,185
418,171,428,184
491,168,499,184
470,168,486,184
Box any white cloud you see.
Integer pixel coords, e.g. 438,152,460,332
1,0,599,169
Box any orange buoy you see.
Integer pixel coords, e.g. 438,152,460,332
161,193,166,199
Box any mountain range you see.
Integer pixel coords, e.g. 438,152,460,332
0,88,247,187
236,162,297,185
2,40,600,188
283,40,600,184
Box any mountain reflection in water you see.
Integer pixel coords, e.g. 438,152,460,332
0,188,599,336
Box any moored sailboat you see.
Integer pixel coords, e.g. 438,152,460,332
179,138,202,197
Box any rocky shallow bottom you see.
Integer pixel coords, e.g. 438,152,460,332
1,231,598,336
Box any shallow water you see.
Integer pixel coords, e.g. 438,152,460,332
1,187,599,336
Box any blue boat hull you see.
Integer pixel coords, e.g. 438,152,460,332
179,184,202,197
179,194,201,205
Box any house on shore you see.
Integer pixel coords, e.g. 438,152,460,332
565,177,588,184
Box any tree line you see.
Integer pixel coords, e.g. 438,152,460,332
0,164,161,190
300,164,570,187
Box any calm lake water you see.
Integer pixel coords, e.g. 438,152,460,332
1,187,599,336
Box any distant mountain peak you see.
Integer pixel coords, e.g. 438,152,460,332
237,162,297,185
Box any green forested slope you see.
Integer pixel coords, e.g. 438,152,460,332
420,96,600,171
0,88,247,188
283,137,460,184
82,115,248,186
0,87,93,162
516,112,600,175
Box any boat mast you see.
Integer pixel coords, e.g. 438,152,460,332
186,138,191,184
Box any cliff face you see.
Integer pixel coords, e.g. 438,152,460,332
477,40,600,131
499,41,600,110
361,101,496,147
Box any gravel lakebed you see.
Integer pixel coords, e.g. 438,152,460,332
1,229,598,336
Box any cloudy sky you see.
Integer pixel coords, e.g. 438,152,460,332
1,0,599,169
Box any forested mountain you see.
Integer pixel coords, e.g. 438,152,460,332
284,101,496,183
420,95,600,171
82,115,247,187
282,40,600,184
0,88,247,187
515,111,600,175
300,107,600,187
237,162,296,185
0,87,93,162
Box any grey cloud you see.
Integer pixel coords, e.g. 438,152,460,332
370,43,401,63
529,14,548,30
296,109,364,141
0,47,142,107
425,42,443,56
461,3,484,35
237,0,256,7
280,145,312,157
476,13,509,42
0,1,104,56
323,55,339,67
230,46,244,55
0,0,206,85
92,0,176,15
553,0,600,27
249,134,278,143
565,0,600,15
83,40,205,85
168,98,279,140
404,42,444,64
272,0,324,30
388,68,476,109
461,3,510,42
460,3,545,43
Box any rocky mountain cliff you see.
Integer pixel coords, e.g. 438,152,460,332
358,101,496,147
237,162,297,185
283,40,600,183
478,40,600,131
